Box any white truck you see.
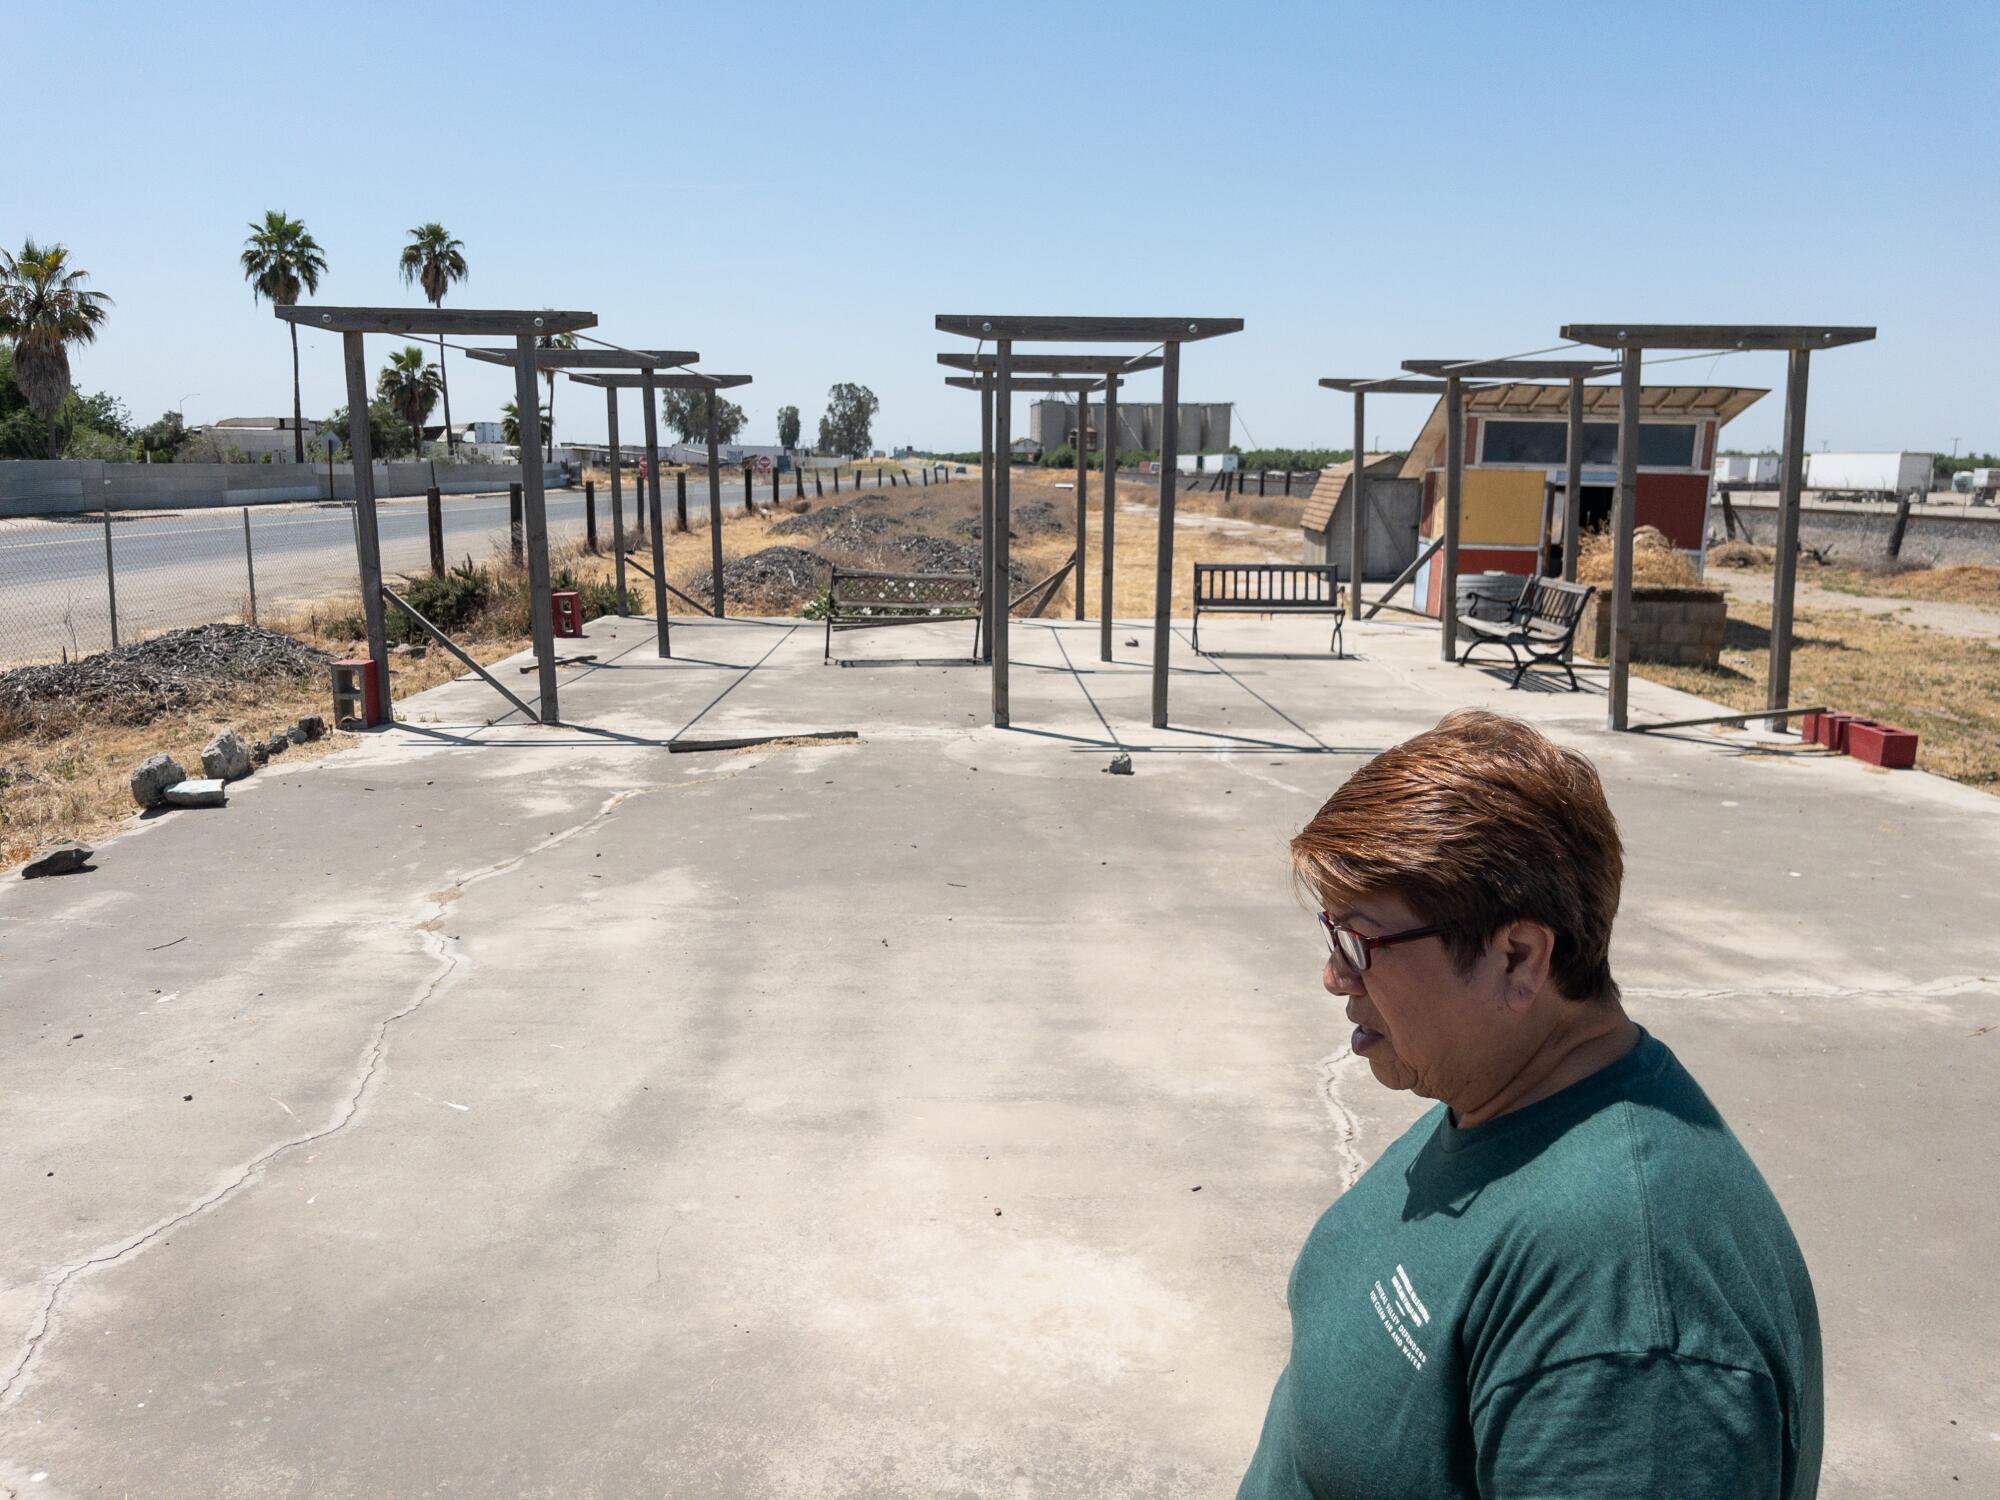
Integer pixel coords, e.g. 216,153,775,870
1713,454,1779,487
1804,451,1934,502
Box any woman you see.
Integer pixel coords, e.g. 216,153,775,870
1238,710,1822,1499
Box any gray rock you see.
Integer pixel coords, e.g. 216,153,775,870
22,843,92,878
163,779,227,809
295,715,326,742
284,724,308,745
130,753,186,810
251,740,270,765
1106,752,1134,776
264,733,291,758
200,729,253,782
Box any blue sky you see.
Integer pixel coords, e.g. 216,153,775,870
9,0,1994,455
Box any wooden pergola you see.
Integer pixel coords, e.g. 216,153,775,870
944,374,1124,651
939,352,1163,659
1556,324,1876,731
935,317,1243,729
1401,358,1619,663
467,347,698,659
1316,377,1447,617
570,371,754,625
276,305,595,726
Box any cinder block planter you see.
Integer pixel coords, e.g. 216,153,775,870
1579,588,1727,667
1844,719,1919,769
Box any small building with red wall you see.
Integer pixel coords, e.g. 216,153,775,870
1403,382,1766,613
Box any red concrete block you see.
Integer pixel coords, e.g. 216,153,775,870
1812,712,1857,750
1845,720,1919,769
552,590,583,638
331,658,383,729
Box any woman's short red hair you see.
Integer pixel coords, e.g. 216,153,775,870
1290,709,1624,1002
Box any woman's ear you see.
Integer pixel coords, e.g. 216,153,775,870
1498,920,1556,1010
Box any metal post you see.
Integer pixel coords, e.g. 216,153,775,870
1349,391,1366,615
770,464,779,508
1609,350,1641,731
676,470,689,533
606,390,627,613
980,373,996,662
102,507,119,648
993,342,1013,727
1439,374,1464,662
508,482,524,565
1562,376,1583,583
511,334,560,724
744,463,755,515
642,365,669,657
795,463,804,499
1100,377,1118,661
426,485,445,577
341,331,392,721
707,391,725,618
1074,391,1088,620
584,479,597,552
1151,342,1182,728
242,507,258,626
1770,347,1812,718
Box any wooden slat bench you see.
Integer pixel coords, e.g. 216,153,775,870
1191,562,1345,656
823,566,984,662
1455,575,1594,690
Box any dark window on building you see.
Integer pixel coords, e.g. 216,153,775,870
1480,420,1697,468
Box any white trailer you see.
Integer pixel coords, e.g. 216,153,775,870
1714,454,1779,486
1805,451,1934,501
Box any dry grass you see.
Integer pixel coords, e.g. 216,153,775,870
1706,551,2000,612
1636,599,2000,792
1577,526,1707,589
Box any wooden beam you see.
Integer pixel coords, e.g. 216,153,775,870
1608,351,1641,731
1151,342,1181,728
1319,377,1448,394
569,371,752,390
340,332,392,722
1100,376,1118,662
1769,348,1812,720
937,315,1242,344
939,352,1163,374
1560,323,1876,351
1401,357,1617,379
642,365,670,658
278,305,595,336
1439,374,1464,664
465,347,698,369
944,376,1118,393
993,342,1013,727
1349,390,1366,615
512,335,561,723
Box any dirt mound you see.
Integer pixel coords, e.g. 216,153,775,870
690,547,831,613
950,498,1066,542
1707,541,1774,569
877,535,986,575
0,624,332,736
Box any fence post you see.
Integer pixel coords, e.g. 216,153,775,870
426,486,445,576
833,469,841,494
509,482,524,565
815,470,824,497
1259,468,1267,497
770,465,779,508
794,464,804,499
743,463,755,514
1284,466,1294,495
922,466,929,486
584,479,598,552
676,469,689,532
102,507,119,648
242,507,258,626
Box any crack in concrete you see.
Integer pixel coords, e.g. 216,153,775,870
1314,1045,1367,1192
0,787,644,1410
1624,974,1999,1002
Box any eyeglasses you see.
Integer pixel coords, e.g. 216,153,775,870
1318,912,1442,973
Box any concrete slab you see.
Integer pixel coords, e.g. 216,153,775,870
2,610,1994,1497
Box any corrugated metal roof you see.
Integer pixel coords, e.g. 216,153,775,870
1398,384,1769,478
1300,453,1404,534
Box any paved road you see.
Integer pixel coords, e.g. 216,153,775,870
0,483,762,665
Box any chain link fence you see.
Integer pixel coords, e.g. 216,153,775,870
0,489,604,667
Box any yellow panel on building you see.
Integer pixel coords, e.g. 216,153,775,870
1459,468,1548,547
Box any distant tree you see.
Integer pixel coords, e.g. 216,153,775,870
377,346,443,456
136,409,191,461
323,400,416,463
239,211,327,462
499,398,550,449
537,328,574,459
0,239,113,457
398,224,468,452
776,404,801,450
659,386,746,445
816,383,879,458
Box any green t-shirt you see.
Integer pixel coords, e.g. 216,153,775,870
1238,1030,1821,1500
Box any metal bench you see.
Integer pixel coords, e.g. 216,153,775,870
1455,575,1595,690
1191,562,1345,656
823,565,983,662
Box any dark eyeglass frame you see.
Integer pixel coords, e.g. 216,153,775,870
1318,912,1442,972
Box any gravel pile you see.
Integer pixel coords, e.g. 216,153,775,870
690,547,831,613
0,625,332,732
949,498,1065,541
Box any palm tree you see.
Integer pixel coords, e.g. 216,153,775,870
378,346,442,457
499,398,549,448
397,224,468,454
239,211,328,464
0,240,113,458
537,328,574,460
